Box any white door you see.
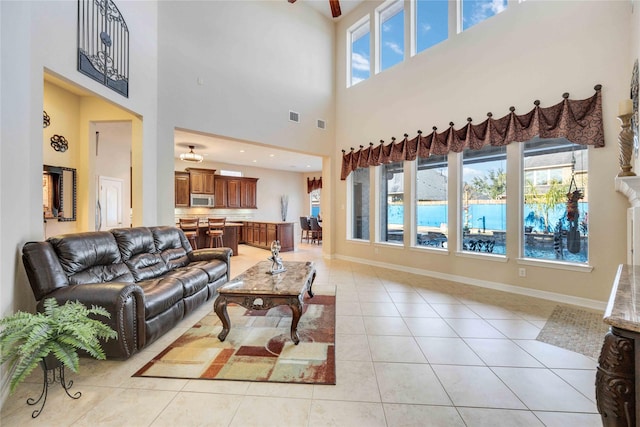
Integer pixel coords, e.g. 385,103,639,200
98,176,123,230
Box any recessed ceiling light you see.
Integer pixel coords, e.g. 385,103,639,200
269,154,275,157
240,149,245,153
252,160,257,163
306,165,311,168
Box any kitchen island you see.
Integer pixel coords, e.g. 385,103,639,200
242,221,294,252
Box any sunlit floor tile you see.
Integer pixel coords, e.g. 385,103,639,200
403,317,459,337
230,395,312,427
464,338,543,367
457,407,544,426
432,365,526,409
368,335,427,363
492,367,597,412
375,362,451,405
363,316,412,336
313,360,380,403
383,403,465,427
309,400,386,427
416,337,484,366
151,392,243,426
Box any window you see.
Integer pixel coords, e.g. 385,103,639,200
523,138,588,264
310,189,321,218
219,169,242,177
415,154,448,248
348,17,370,87
461,145,506,255
377,0,404,72
380,161,404,243
460,0,507,32
350,167,370,240
415,0,448,55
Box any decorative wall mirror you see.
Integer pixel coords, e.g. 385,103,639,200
43,165,77,222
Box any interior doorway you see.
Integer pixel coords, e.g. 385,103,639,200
92,121,132,229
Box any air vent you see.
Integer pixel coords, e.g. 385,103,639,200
317,119,326,130
289,110,300,123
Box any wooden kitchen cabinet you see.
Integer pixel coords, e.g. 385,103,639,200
243,221,293,252
188,168,215,194
175,172,190,207
214,176,258,209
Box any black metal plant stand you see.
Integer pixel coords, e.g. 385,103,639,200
27,359,81,418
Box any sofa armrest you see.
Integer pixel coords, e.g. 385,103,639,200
38,282,145,360
189,247,232,266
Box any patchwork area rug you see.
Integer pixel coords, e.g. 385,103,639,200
536,305,608,359
134,294,335,385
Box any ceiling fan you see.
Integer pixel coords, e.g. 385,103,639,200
288,0,342,18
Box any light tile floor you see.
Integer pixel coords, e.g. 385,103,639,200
1,244,603,426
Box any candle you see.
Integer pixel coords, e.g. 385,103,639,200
619,99,633,116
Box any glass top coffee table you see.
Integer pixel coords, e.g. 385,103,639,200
213,261,316,345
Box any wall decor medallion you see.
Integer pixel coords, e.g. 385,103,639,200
632,59,639,157
77,0,129,97
43,111,50,128
50,135,69,153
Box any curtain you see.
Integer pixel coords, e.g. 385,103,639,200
307,177,322,193
341,86,604,180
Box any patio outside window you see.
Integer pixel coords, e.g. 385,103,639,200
522,138,588,264
415,154,448,249
380,161,404,244
461,145,507,255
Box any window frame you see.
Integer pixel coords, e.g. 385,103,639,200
347,167,371,242
375,0,405,75
346,15,371,88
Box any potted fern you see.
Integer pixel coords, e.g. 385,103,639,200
0,298,117,394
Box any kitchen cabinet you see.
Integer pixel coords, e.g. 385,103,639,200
243,221,293,252
188,168,215,194
175,172,190,207
214,176,258,209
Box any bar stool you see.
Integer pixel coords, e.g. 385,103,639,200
207,217,226,248
179,218,199,249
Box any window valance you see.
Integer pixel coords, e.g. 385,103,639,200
307,176,322,193
341,85,604,180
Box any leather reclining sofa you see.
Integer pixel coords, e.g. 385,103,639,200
22,226,231,359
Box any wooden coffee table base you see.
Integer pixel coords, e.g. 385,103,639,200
213,262,316,345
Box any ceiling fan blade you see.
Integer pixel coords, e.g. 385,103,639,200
329,0,341,18
288,0,296,3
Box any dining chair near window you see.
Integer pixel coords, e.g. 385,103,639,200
299,216,311,243
179,218,200,249
309,216,322,245
207,217,226,248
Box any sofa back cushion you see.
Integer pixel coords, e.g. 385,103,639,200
48,232,134,286
111,227,168,282
22,242,70,300
151,226,191,270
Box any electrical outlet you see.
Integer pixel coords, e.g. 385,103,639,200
518,268,526,277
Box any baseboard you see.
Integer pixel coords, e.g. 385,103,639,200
334,254,607,311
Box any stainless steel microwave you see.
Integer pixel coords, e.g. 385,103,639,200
190,194,214,207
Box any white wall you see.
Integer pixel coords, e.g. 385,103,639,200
156,0,336,226
333,0,632,303
0,0,159,334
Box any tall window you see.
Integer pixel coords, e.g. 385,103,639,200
380,161,404,243
415,154,448,248
348,18,370,87
377,0,404,72
350,167,370,240
460,0,507,32
310,189,321,218
523,138,588,264
461,145,506,255
415,0,448,55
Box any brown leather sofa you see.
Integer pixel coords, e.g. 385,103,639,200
22,226,231,359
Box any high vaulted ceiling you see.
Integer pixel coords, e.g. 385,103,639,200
300,0,362,20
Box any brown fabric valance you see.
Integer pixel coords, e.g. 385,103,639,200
340,85,604,180
307,176,322,193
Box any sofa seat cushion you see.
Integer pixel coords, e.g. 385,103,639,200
163,268,209,298
189,260,227,283
137,277,184,319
